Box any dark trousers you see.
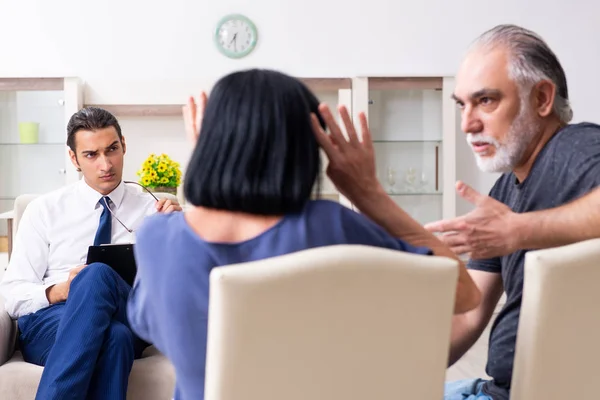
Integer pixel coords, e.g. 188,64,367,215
17,263,148,400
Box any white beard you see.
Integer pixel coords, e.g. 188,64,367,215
467,106,539,173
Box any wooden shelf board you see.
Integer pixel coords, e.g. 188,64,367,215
84,104,183,117
300,78,352,91
368,77,443,90
86,78,352,116
0,78,64,91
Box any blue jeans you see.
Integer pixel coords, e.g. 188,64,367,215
444,378,493,400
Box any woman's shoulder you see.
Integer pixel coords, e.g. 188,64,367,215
136,211,185,246
304,198,351,214
302,199,384,236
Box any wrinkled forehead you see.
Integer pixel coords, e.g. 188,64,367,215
75,127,121,153
454,46,519,100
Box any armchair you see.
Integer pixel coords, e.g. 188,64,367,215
0,193,176,399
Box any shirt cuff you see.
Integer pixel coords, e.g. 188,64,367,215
31,282,54,311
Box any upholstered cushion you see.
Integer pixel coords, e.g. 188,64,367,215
0,348,175,400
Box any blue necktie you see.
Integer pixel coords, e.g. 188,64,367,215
93,196,112,246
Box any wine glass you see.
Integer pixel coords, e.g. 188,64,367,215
405,167,416,192
418,172,428,192
387,167,397,193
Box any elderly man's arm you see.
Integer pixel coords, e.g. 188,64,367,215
513,186,600,250
426,182,600,259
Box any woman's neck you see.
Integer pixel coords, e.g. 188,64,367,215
184,206,283,243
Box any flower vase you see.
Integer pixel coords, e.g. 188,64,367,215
151,186,177,196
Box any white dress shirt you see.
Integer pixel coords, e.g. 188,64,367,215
0,179,158,319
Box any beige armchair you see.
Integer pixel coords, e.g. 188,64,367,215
0,193,176,399
511,238,600,400
204,244,460,400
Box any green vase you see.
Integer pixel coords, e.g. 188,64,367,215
19,122,39,144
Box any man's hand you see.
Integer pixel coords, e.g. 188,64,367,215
46,264,87,304
156,198,182,214
182,92,208,144
424,181,518,259
311,104,383,205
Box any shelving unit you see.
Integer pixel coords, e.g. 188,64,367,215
304,78,353,207
1,76,458,241
0,77,83,236
350,76,457,225
81,77,355,208
81,104,183,117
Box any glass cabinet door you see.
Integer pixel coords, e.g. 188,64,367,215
304,78,353,207
0,78,82,236
352,77,457,225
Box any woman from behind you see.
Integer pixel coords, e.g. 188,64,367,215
127,68,480,400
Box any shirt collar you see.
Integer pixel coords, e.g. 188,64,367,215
78,178,126,210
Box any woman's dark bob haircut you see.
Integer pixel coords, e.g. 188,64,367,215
184,69,326,215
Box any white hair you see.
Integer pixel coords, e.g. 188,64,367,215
471,24,573,123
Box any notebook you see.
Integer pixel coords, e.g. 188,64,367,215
86,243,137,286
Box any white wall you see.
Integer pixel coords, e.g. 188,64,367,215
1,0,598,216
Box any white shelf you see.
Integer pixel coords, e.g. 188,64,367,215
0,143,65,145
0,211,14,220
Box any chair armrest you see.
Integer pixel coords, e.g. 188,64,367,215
0,298,17,366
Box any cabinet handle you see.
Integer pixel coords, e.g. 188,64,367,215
58,168,66,174
435,146,439,191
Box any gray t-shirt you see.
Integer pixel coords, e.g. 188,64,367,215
469,122,600,400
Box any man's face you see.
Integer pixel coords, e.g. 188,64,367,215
453,46,540,173
69,126,126,195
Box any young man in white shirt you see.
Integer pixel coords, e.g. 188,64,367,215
0,106,182,400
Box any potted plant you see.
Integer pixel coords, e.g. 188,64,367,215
137,153,182,195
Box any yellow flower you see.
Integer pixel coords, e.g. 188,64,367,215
138,152,182,189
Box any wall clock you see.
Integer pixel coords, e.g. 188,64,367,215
214,14,258,59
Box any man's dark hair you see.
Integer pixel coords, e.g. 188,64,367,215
184,68,326,215
66,107,123,153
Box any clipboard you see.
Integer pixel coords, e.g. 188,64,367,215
86,244,137,286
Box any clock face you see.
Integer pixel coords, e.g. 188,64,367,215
215,14,258,59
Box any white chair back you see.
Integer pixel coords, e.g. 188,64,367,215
205,244,459,400
511,238,600,400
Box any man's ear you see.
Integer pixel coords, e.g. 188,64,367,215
68,148,81,172
121,136,127,155
533,80,556,118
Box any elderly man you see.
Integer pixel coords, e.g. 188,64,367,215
426,24,600,399
315,24,600,400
